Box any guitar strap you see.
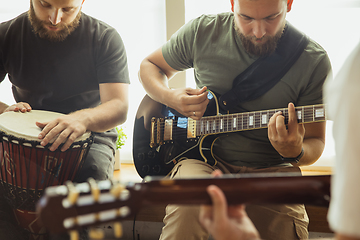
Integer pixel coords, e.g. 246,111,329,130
219,22,310,111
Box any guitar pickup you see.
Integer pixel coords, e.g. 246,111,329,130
187,118,196,138
163,119,173,141
156,118,165,145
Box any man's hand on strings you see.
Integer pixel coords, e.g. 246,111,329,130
268,102,305,158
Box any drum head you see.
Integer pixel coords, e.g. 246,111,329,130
0,110,90,142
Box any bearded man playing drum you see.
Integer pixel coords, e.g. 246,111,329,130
0,0,130,239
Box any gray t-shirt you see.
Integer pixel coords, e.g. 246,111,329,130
162,12,331,167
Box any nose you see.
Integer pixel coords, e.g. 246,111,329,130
49,9,62,25
252,20,266,39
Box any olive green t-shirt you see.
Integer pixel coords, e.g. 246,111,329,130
162,12,331,167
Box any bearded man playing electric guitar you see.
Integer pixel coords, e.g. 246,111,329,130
138,0,331,239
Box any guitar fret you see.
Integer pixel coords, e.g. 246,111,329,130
314,105,326,122
192,104,325,137
249,113,254,128
226,115,231,132
243,112,249,130
261,113,267,125
253,112,257,128
220,117,224,132
304,106,312,123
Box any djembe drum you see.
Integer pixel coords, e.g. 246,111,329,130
0,110,93,240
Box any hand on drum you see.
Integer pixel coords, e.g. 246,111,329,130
36,113,87,152
4,102,32,113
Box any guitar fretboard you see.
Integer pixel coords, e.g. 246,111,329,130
189,104,326,137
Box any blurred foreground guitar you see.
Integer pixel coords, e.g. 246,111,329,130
133,93,327,178
37,173,331,236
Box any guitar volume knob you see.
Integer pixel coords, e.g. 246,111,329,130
153,165,161,173
142,165,150,173
148,150,156,159
137,153,145,161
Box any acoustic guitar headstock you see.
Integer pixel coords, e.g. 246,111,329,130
36,178,145,239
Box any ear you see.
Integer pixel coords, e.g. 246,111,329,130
287,0,293,12
230,0,234,12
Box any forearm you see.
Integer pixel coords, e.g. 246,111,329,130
139,60,174,105
0,102,9,114
294,137,325,166
72,98,128,133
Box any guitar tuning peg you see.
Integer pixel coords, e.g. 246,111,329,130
88,178,100,202
113,222,123,238
110,183,125,198
70,230,79,240
65,181,80,206
88,228,104,239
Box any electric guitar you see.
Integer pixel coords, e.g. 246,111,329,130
36,174,331,235
133,92,327,178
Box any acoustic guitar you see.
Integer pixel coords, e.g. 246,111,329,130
133,92,326,178
36,173,331,237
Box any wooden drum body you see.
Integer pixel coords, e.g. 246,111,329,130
0,110,93,239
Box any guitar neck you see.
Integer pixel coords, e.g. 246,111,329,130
37,174,331,234
189,104,326,137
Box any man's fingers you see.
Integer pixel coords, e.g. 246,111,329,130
186,86,207,95
275,114,287,137
207,185,228,221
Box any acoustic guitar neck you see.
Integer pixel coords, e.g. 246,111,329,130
36,173,331,234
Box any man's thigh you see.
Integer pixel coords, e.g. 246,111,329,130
169,159,216,179
74,142,114,183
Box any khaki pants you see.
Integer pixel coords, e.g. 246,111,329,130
159,159,309,240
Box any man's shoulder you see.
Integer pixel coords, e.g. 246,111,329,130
192,12,233,27
0,12,28,32
303,38,330,63
80,13,117,33
0,12,29,46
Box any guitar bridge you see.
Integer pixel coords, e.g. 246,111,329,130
150,117,157,148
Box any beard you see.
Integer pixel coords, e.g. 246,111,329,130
28,2,81,42
235,20,284,57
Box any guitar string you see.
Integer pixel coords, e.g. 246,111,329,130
152,111,325,139
155,111,324,130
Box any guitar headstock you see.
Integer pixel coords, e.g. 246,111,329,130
36,179,144,236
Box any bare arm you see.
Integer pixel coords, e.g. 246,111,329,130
139,48,209,120
268,103,326,166
36,82,129,151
